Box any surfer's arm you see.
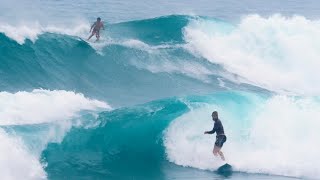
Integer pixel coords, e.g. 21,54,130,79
90,22,96,32
204,126,216,134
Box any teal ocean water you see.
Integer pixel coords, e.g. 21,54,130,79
1,1,320,179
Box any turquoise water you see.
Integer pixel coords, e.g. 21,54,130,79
1,1,320,179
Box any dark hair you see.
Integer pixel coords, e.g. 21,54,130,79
212,111,218,117
97,17,101,21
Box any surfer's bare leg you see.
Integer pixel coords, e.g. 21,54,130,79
213,145,225,161
87,33,95,40
95,31,100,41
213,146,219,156
218,151,225,161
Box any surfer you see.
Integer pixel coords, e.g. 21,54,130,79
87,17,104,41
204,111,227,161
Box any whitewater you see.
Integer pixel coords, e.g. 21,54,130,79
1,0,320,179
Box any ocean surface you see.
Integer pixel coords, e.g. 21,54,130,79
1,0,320,179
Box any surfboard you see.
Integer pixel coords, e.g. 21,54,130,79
217,163,233,176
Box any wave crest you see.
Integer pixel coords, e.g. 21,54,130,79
185,14,320,95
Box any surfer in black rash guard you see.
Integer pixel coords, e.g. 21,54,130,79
204,111,227,161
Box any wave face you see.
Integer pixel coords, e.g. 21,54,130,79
0,15,237,107
41,98,188,179
41,91,320,179
2,14,320,179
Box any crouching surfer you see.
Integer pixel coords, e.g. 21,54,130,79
204,111,227,161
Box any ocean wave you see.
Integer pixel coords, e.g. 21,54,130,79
41,97,188,179
164,91,320,178
37,91,320,179
0,16,233,106
4,14,320,97
3,14,319,179
0,15,189,45
0,89,109,180
0,22,90,44
185,14,320,95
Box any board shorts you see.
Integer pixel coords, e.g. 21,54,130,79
215,135,227,148
92,28,100,37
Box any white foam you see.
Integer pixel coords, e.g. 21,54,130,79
0,89,110,125
0,89,110,180
121,39,180,52
164,95,320,178
120,39,219,82
131,56,215,83
0,21,90,44
234,96,320,177
0,129,46,180
0,23,43,44
185,14,320,95
164,104,227,170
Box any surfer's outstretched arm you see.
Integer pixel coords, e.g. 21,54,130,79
88,22,97,40
204,126,216,134
89,22,96,32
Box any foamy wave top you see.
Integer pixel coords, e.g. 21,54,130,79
185,14,320,95
0,89,110,125
0,22,90,44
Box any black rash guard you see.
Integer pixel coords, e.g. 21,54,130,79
207,119,225,136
